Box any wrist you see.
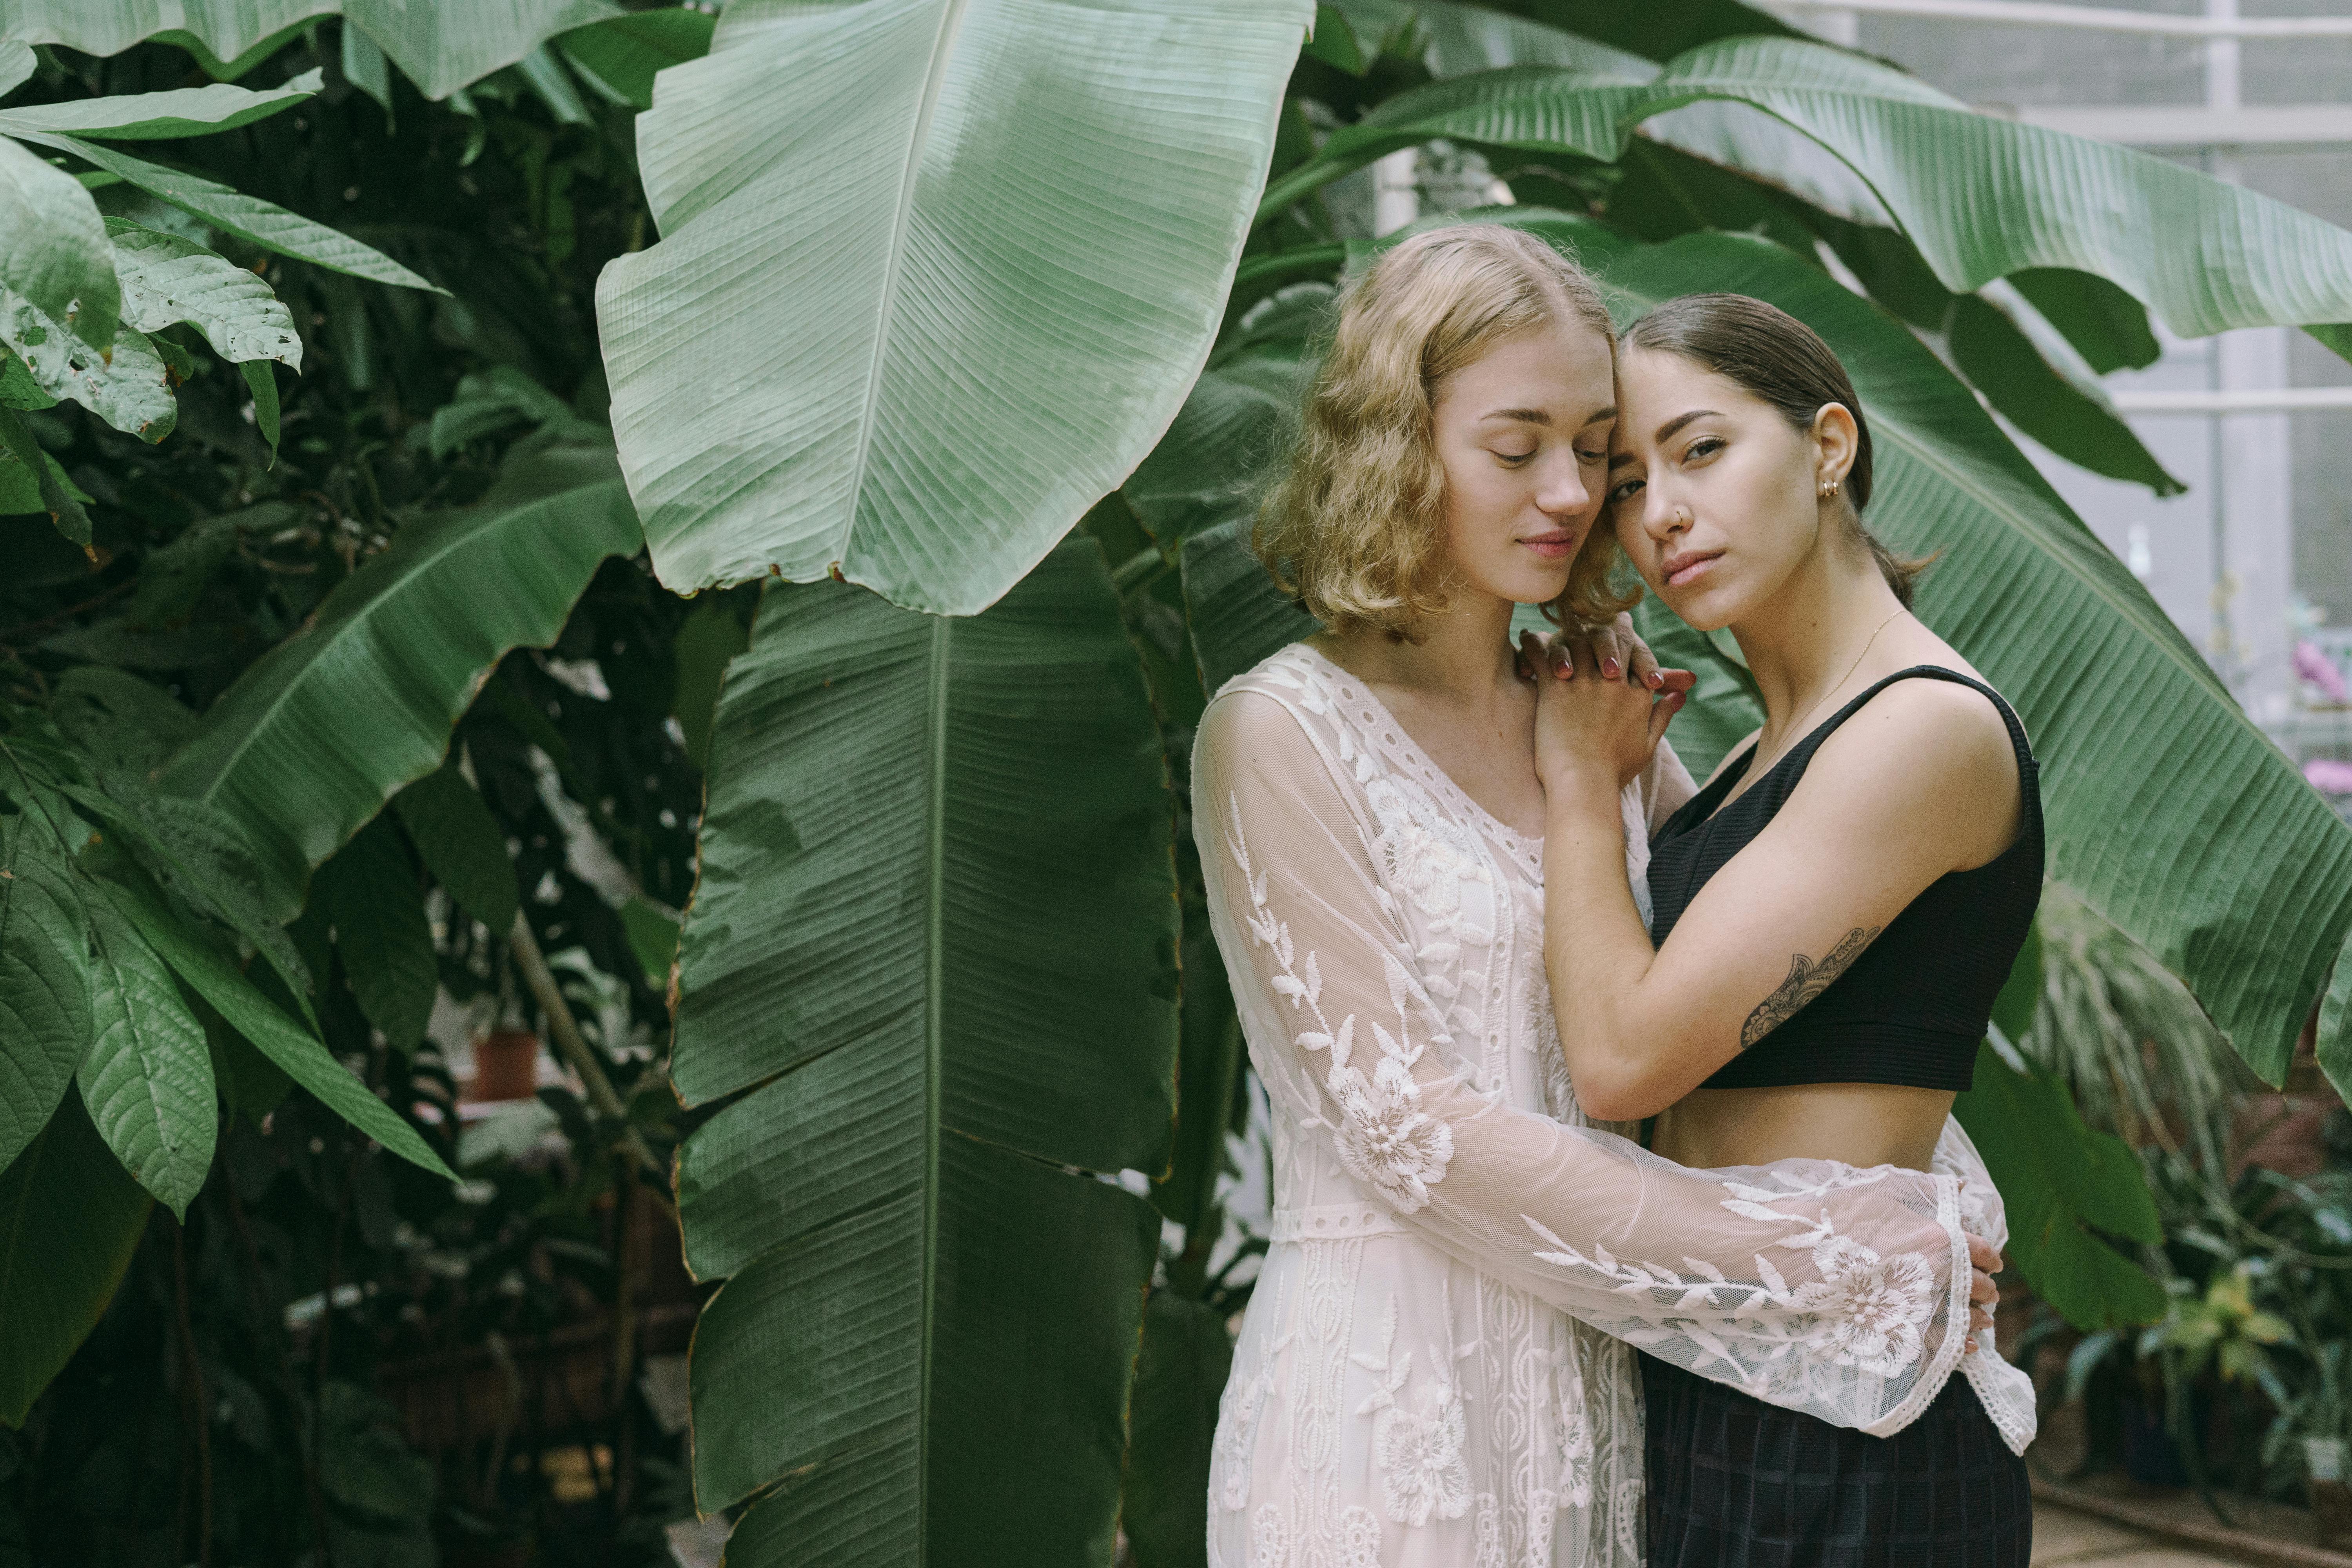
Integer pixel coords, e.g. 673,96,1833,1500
1538,761,1621,812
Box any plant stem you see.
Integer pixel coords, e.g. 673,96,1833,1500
506,910,664,1185
172,1218,213,1568
217,1147,337,1568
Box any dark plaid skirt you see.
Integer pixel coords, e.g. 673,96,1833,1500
1641,1353,2031,1568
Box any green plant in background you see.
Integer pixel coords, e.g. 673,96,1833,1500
9,2,2352,1565
0,13,719,1564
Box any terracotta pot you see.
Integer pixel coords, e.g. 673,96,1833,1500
467,1029,541,1103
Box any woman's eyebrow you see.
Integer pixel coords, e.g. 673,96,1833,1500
1654,408,1720,442
1579,406,1617,429
1481,408,1551,425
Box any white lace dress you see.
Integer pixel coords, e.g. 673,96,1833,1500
1196,644,2034,1568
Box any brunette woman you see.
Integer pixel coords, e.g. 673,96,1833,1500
1194,232,2024,1568
1530,293,2038,1565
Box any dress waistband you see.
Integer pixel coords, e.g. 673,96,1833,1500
1270,1202,1403,1242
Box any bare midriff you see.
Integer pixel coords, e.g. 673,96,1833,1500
1649,1081,1955,1173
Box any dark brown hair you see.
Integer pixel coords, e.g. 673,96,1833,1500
1619,293,1931,607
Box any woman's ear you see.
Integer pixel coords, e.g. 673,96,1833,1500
1809,402,1860,491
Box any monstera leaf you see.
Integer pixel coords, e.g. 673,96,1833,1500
594,0,1313,613
668,540,1178,1563
154,446,642,921
1184,215,2352,1089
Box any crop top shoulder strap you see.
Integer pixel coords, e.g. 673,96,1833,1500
1644,666,2044,1093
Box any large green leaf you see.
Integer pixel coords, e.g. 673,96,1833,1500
154,446,641,921
313,816,434,1054
76,897,214,1219
0,816,91,1175
669,539,1177,1561
0,71,316,140
555,7,714,111
1263,37,2352,357
391,761,518,937
104,873,454,1182
1118,1292,1234,1568
0,39,31,94
1177,519,1314,697
593,0,1313,612
0,134,119,350
0,3,624,102
1955,1041,2164,1330
0,285,174,439
106,220,303,369
0,1094,150,1427
1946,288,2183,495
4,131,441,297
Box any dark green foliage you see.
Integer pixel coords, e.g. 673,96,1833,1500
0,25,714,1563
392,760,519,936
313,816,436,1054
0,1096,149,1427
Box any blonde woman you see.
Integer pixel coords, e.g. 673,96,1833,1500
1193,225,2030,1567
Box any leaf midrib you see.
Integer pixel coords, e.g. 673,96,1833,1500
918,610,950,1562
841,0,970,575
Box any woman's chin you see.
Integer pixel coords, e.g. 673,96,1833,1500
1658,583,1739,632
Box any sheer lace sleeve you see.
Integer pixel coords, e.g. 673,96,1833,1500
1197,689,1992,1442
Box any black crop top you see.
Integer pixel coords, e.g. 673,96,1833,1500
1645,666,2043,1093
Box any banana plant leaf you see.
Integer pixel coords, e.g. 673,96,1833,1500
0,2,624,102
1187,213,2352,1088
593,0,1314,613
1261,36,2352,359
154,445,642,922
669,539,1178,1563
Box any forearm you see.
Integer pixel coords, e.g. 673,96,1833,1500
1539,768,1675,1117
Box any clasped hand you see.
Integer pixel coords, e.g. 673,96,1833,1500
1516,614,1695,793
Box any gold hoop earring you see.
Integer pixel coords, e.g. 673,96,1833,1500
1818,478,1841,498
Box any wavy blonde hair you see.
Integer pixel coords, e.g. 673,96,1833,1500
1254,223,1637,639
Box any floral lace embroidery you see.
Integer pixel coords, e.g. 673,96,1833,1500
1216,1367,1276,1511
1784,1235,1939,1378
1229,796,1455,1212
1354,1293,1473,1528
1336,1506,1383,1568
1521,1180,1940,1381
1473,1493,1505,1568
1252,1504,1290,1568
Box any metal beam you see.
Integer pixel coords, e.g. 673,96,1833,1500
2002,103,2352,146
2107,386,2352,414
1770,0,2352,38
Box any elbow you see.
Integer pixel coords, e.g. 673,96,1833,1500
1569,1062,1682,1124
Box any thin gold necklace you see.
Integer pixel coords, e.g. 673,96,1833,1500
1744,607,1910,781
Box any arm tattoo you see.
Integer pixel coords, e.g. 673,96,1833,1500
1740,926,1882,1049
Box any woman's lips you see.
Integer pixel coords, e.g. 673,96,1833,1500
1519,530,1580,559
1663,550,1722,588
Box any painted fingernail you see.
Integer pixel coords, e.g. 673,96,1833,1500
1601,658,1621,679
1646,670,1664,689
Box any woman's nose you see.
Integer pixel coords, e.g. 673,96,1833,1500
1537,456,1591,515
